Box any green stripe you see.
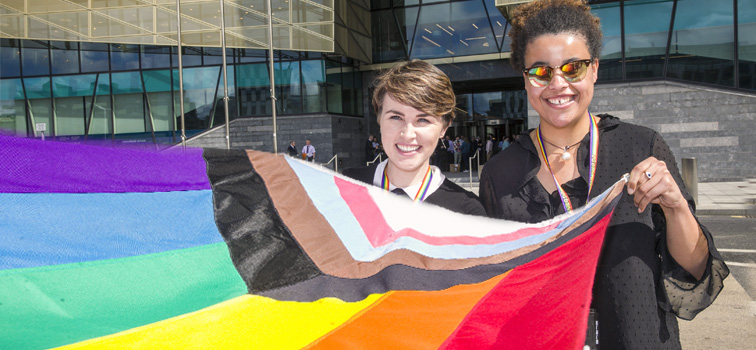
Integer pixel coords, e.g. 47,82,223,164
0,242,247,350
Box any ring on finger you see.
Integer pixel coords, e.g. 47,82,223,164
645,171,653,180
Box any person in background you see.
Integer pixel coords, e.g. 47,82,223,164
478,1,728,348
342,60,484,216
460,136,471,172
365,134,376,162
286,140,298,157
485,135,494,161
302,139,316,162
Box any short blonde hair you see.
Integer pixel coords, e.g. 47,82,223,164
372,60,456,126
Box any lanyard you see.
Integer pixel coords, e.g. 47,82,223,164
535,112,599,213
382,165,433,202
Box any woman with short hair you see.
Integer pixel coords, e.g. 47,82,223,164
343,60,484,216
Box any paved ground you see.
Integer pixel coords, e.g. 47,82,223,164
444,170,756,348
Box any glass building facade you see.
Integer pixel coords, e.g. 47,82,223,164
372,0,755,92
0,0,754,145
0,40,363,143
0,0,370,143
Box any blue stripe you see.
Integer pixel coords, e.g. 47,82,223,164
0,190,222,270
286,157,616,261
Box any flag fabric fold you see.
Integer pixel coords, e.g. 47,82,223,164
0,135,625,349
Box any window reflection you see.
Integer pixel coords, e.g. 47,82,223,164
623,0,673,79
1,39,21,78
80,42,109,73
51,41,80,75
666,0,735,87
411,0,498,59
110,44,140,71
592,2,622,81
22,41,51,76
738,0,756,90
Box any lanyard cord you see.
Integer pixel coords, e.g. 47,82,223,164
535,112,599,213
382,165,434,202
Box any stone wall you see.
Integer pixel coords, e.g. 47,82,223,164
529,81,756,182
186,114,369,171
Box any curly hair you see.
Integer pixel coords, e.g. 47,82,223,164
508,0,603,71
372,60,456,126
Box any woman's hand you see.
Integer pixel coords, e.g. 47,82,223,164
626,156,687,213
627,156,708,279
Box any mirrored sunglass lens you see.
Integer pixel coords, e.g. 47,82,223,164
561,61,588,81
527,67,551,86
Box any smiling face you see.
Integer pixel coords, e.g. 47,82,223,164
379,94,448,184
523,33,598,131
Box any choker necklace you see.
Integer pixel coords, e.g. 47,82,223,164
535,112,600,213
541,138,582,161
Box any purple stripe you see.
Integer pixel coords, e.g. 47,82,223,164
0,134,210,193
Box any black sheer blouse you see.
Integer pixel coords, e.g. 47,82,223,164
479,115,729,350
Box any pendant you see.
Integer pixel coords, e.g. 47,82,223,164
561,151,571,161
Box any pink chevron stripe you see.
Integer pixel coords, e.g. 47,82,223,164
334,177,564,248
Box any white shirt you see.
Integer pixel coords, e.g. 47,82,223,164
371,159,445,199
302,144,315,157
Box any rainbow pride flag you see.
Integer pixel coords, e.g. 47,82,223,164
0,134,626,349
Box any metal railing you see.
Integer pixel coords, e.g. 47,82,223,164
366,153,382,166
324,154,339,173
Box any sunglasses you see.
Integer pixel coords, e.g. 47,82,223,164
523,59,593,88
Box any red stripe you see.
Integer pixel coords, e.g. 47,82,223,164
438,212,612,350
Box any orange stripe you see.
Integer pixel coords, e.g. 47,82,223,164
305,272,509,350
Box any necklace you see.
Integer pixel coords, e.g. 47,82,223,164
541,138,582,161
382,165,434,202
535,112,600,213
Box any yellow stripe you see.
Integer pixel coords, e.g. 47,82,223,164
55,294,384,350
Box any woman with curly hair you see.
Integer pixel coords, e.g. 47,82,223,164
479,0,728,348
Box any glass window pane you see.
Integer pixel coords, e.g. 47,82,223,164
456,93,472,121
738,0,756,90
80,42,109,73
22,40,51,76
624,0,674,79
237,63,271,117
54,96,86,136
172,46,203,67
142,45,171,69
326,60,342,113
0,79,27,136
483,0,509,52
114,93,145,134
110,44,140,71
666,0,735,86
147,91,174,132
202,47,233,66
25,77,53,136
181,66,220,130
473,92,502,120
276,61,302,115
372,9,410,63
1,39,21,78
410,0,498,59
111,71,144,94
143,70,173,93
51,41,79,75
302,60,326,113
592,2,622,81
88,87,113,137
52,75,96,98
